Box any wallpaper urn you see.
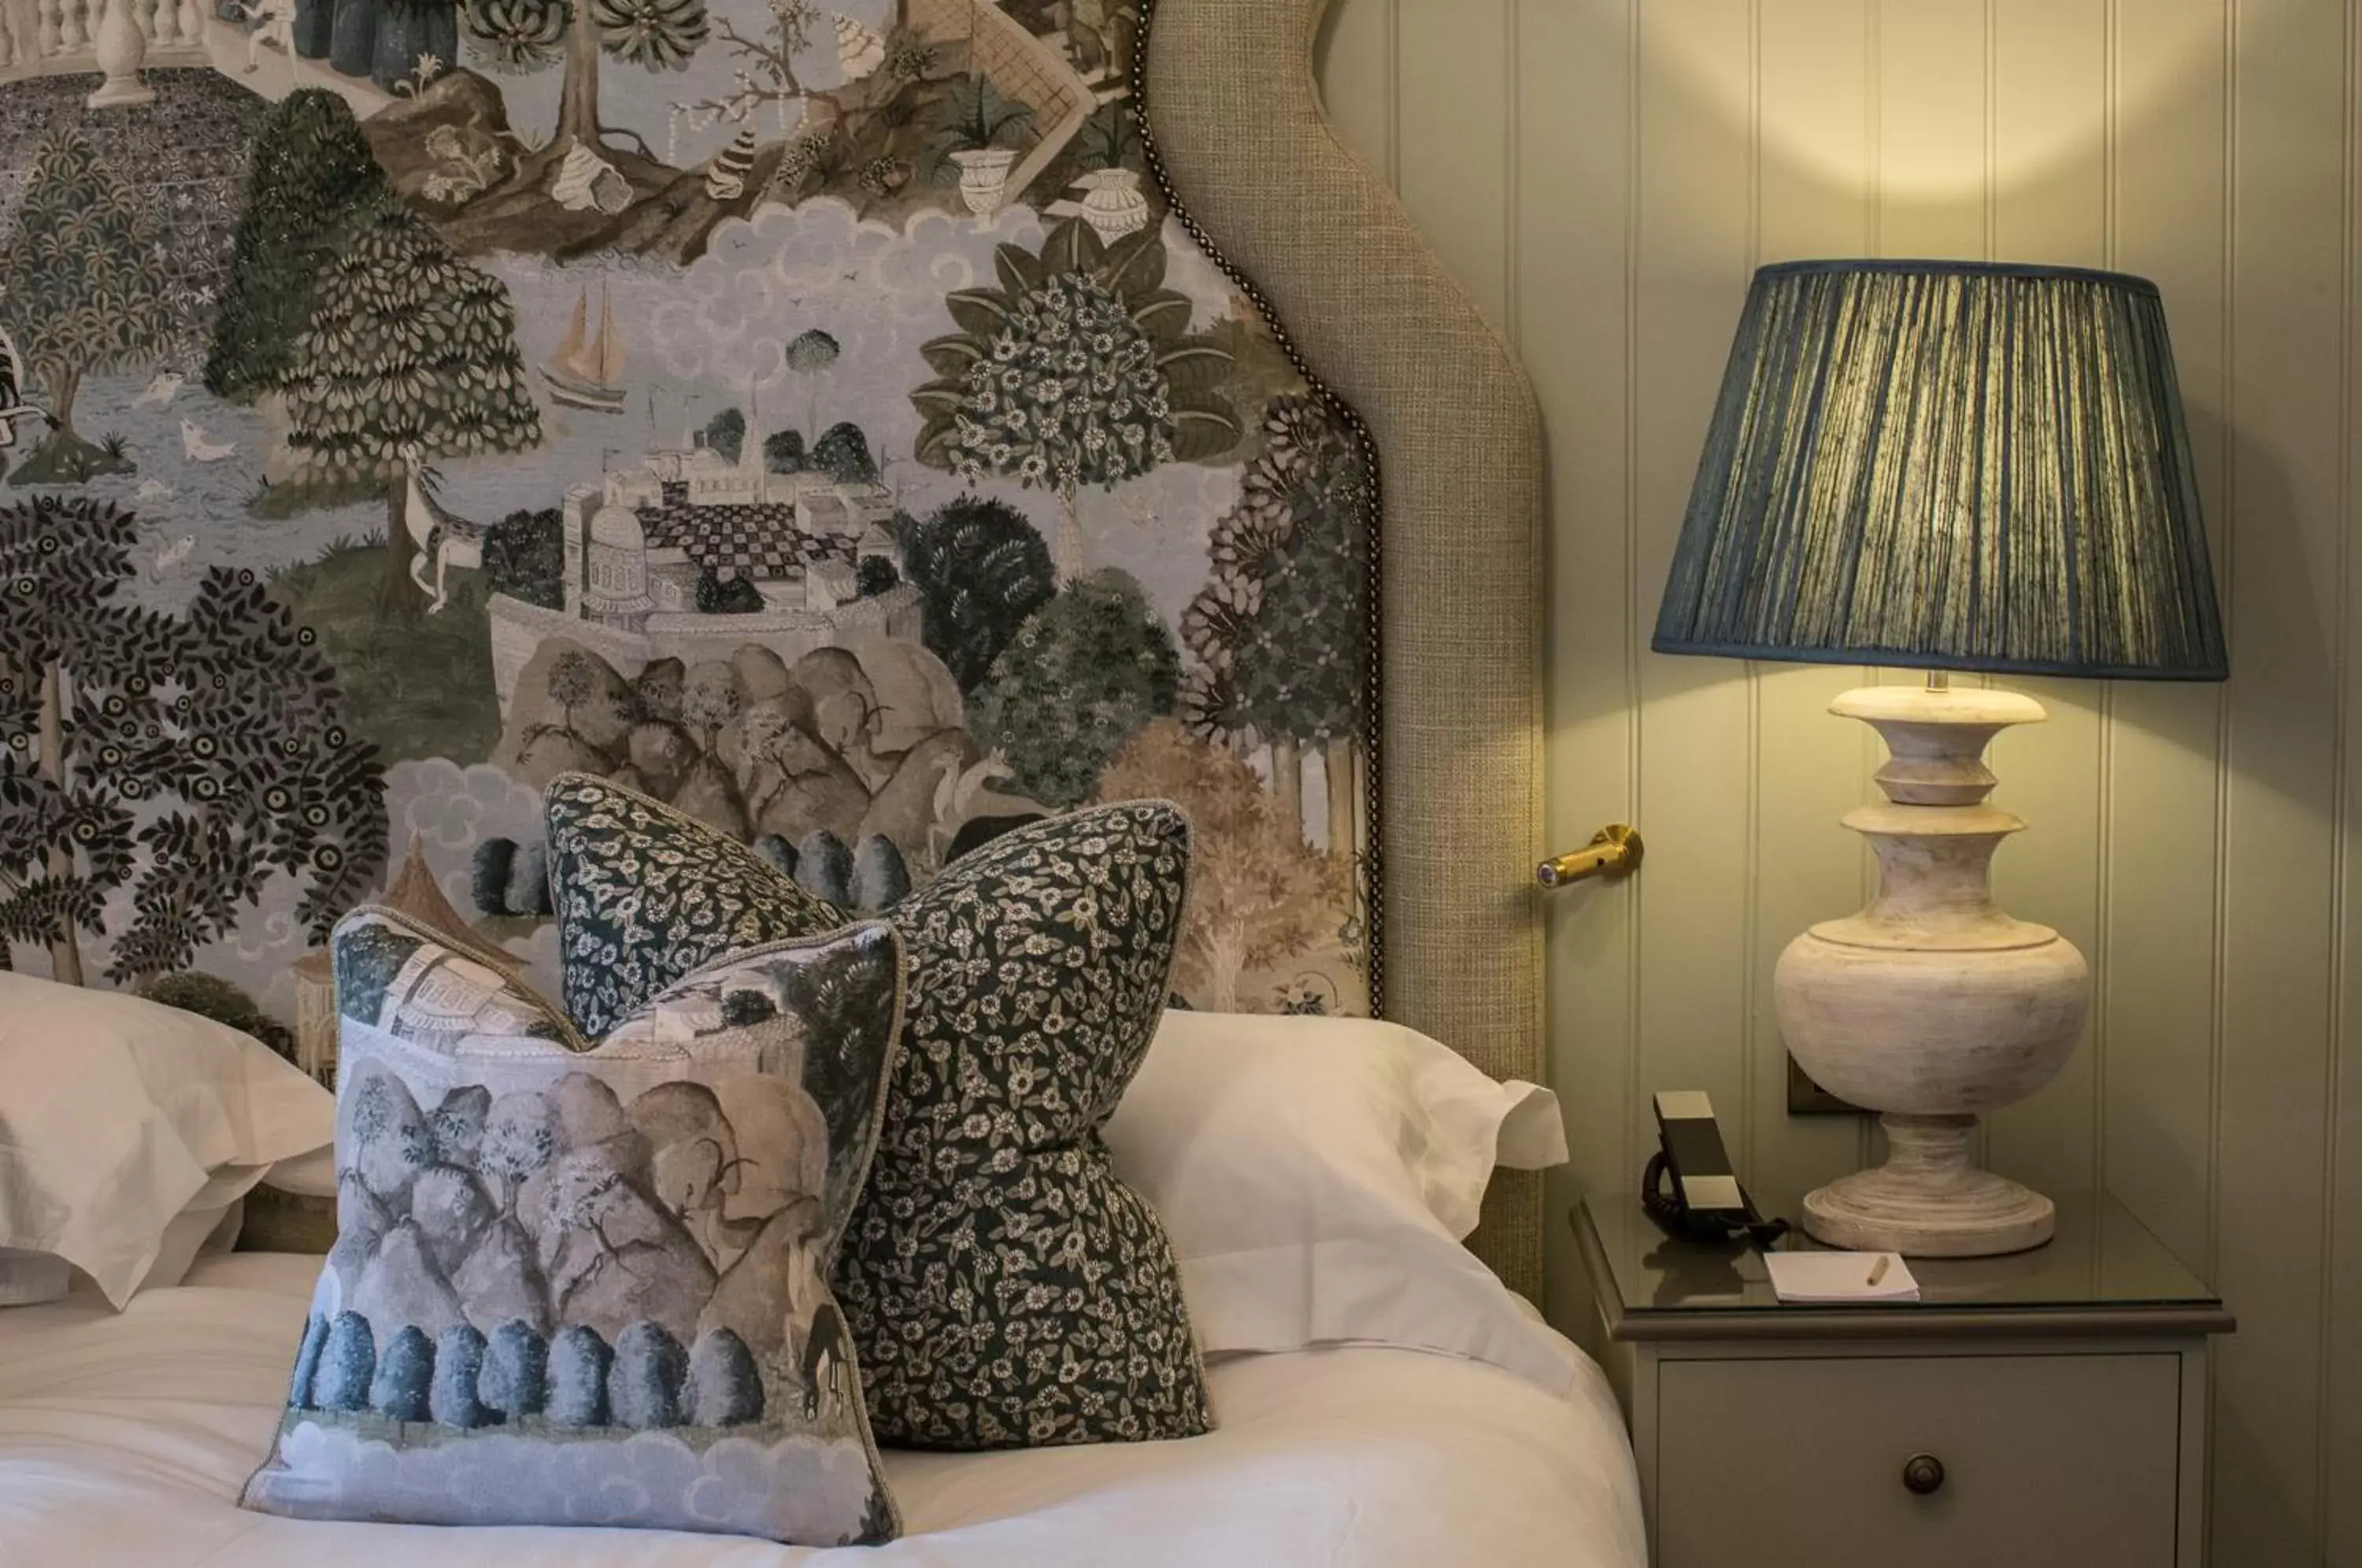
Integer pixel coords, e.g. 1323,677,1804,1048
1079,168,1153,242
951,147,1020,219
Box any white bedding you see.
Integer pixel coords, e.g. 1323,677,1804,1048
0,1252,1644,1567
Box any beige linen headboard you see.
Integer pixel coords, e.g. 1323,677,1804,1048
1144,0,1550,1297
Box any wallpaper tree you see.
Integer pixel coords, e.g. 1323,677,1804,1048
331,0,379,75
679,0,866,156
913,220,1241,577
968,568,1179,809
687,1327,764,1426
703,407,746,464
465,0,708,154
280,198,542,618
786,328,840,438
896,496,1054,692
1180,394,1372,849
485,508,567,609
0,129,175,484
1094,719,1348,1012
0,496,388,986
205,91,389,404
811,421,876,485
763,428,808,473
288,1315,331,1408
147,971,298,1058
460,0,565,72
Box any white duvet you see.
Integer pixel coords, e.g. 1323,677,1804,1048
0,1252,1644,1567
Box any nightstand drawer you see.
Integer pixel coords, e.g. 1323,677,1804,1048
1653,1352,2182,1568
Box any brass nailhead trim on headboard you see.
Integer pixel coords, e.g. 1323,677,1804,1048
1128,0,1390,1015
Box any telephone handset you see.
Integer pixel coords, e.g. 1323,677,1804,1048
1642,1090,1790,1248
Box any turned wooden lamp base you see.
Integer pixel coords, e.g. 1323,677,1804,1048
1803,1114,2057,1256
1776,681,2091,1259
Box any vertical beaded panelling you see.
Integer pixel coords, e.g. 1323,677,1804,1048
1314,1,2362,1561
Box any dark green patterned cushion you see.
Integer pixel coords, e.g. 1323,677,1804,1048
839,800,1207,1448
542,776,1211,1448
546,773,841,1037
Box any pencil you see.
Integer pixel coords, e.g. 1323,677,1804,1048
1867,1255,1890,1287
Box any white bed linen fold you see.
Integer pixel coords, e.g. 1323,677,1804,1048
0,1252,1643,1567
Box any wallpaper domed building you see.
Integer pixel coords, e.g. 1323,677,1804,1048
0,0,1375,1046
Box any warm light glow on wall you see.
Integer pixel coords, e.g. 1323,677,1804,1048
1639,13,2222,198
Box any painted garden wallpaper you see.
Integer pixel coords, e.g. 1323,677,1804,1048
0,0,1375,1071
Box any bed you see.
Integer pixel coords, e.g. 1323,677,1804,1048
0,1252,1642,1566
0,0,1626,1556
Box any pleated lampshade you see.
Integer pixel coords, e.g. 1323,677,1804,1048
1652,260,2228,681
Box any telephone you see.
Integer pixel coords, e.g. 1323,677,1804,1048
1641,1090,1791,1247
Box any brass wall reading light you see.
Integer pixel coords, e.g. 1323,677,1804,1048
1536,825,1643,888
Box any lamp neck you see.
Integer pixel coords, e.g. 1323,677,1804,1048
1829,684,2047,806
1812,686,2061,952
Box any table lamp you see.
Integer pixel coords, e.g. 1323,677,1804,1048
1653,259,2228,1256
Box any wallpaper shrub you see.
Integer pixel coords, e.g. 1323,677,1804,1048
0,3,1376,1068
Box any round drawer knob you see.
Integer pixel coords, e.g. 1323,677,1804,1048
1901,1454,1946,1496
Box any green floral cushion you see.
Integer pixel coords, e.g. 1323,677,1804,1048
545,773,842,1038
241,905,905,1545
839,799,1207,1448
542,775,1212,1449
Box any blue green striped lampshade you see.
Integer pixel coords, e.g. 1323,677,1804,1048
1652,260,2228,680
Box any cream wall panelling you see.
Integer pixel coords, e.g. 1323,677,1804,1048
1312,1,2362,1562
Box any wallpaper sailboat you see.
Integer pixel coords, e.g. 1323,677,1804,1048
539,286,627,413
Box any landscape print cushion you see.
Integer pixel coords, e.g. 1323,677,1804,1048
545,776,1211,1448
239,907,905,1544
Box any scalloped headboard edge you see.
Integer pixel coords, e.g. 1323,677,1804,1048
1143,0,1548,1299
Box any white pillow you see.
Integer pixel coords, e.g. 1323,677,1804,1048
0,974,334,1307
1104,1010,1574,1392
261,1143,338,1197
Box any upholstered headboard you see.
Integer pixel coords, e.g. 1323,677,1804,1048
1145,0,1549,1296
235,0,1556,1292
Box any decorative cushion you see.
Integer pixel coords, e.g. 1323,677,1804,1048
544,774,1212,1448
239,907,905,1546
544,774,843,1040
839,797,1209,1448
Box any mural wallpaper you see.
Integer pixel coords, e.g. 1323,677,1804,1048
0,0,1375,1074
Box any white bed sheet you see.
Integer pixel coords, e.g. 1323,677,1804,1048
0,1252,1644,1567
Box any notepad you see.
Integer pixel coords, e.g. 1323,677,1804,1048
1764,1251,1921,1303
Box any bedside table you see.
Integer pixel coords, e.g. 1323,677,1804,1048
1571,1194,2233,1568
